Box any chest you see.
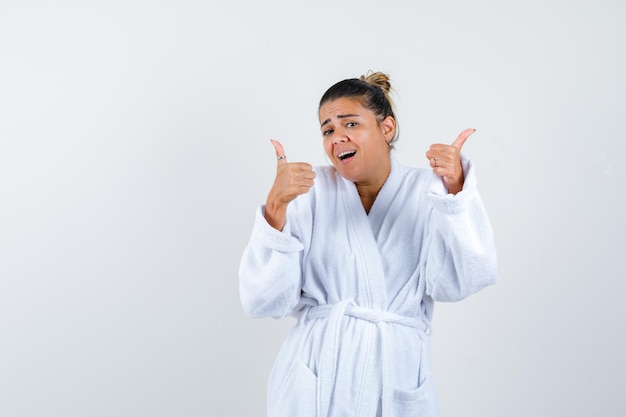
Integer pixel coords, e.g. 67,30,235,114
306,183,428,277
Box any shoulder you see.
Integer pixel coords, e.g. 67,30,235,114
392,158,435,190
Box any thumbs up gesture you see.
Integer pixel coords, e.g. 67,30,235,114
425,128,475,195
264,140,316,230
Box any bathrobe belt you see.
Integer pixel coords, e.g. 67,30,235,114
304,300,431,417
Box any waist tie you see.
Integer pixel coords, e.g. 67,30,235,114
303,300,431,417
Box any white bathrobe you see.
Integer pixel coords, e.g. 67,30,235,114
239,156,497,417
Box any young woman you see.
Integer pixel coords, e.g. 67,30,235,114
239,71,498,416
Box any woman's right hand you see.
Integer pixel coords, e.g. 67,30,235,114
264,139,316,231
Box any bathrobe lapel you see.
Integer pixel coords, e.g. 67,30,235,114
338,158,403,311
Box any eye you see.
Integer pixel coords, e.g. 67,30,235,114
346,122,358,128
323,129,334,136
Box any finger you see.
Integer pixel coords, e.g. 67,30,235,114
451,128,476,150
290,162,315,174
297,169,317,180
271,139,288,165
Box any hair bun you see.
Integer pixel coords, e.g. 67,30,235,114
359,71,391,94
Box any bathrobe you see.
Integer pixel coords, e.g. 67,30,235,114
239,156,498,417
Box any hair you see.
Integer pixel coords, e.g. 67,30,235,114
319,71,399,148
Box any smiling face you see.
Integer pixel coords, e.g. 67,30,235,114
319,97,395,188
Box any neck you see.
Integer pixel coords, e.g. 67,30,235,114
356,184,382,199
355,162,391,213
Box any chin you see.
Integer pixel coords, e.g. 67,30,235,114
336,168,360,183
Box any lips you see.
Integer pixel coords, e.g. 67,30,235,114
338,150,356,161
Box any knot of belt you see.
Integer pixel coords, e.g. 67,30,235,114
303,300,431,417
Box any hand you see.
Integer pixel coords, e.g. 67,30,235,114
425,128,475,194
264,139,316,230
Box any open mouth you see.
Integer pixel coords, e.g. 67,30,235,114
338,150,356,161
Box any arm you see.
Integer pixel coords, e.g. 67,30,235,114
423,156,498,302
239,205,307,319
238,140,315,319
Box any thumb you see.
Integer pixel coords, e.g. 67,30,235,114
451,128,476,150
271,139,288,166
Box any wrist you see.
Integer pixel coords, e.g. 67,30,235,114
447,184,463,195
264,200,288,231
444,176,464,195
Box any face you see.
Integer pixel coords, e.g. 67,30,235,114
319,97,395,186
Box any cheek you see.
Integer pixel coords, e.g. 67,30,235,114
323,138,333,157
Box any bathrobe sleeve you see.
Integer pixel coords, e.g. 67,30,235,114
423,155,498,302
239,199,311,319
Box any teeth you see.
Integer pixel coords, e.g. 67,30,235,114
338,151,356,160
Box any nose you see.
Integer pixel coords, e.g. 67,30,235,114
333,129,349,144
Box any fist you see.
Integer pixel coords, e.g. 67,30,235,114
264,140,316,230
269,139,316,205
425,128,475,194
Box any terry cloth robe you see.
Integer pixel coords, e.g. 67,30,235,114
239,156,498,417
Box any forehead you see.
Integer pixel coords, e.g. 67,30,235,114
318,97,370,121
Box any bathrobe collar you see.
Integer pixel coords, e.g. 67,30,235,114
337,155,404,309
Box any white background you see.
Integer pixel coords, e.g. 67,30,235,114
1,0,625,416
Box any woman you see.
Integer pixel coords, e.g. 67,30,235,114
239,71,497,416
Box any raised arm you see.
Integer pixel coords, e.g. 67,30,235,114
239,141,315,319
422,129,498,301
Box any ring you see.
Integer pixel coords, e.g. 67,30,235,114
277,155,287,160
434,157,439,167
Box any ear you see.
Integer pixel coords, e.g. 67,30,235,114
381,115,396,142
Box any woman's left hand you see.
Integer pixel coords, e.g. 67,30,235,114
425,128,475,195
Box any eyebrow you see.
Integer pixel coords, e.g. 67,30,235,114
320,114,360,128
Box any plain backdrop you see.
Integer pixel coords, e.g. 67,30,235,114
1,0,625,416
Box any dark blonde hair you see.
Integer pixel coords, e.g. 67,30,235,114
319,71,399,148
